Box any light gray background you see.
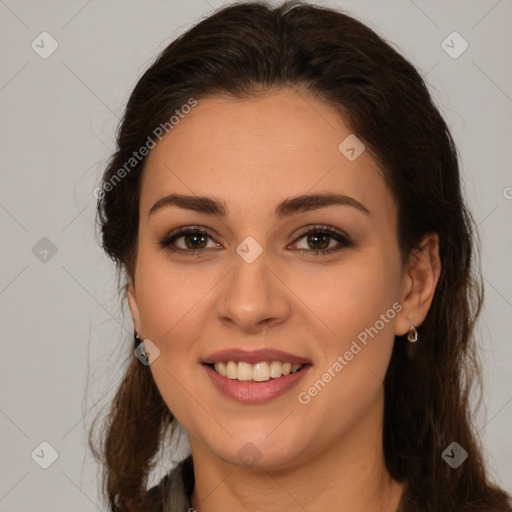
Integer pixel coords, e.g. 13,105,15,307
1,0,511,510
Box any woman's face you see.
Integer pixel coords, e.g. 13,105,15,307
128,88,413,469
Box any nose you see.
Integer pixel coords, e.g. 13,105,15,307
215,248,292,334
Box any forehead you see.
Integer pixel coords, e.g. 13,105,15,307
140,89,394,221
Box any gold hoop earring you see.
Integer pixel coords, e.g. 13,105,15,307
407,325,418,343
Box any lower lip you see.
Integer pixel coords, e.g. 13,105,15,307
202,363,311,404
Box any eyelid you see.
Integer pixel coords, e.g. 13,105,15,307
292,224,351,242
162,224,217,239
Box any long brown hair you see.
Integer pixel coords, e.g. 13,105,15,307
89,1,512,510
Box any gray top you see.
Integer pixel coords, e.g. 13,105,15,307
145,455,194,512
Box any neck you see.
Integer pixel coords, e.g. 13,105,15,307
189,394,404,512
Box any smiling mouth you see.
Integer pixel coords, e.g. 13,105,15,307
205,361,309,383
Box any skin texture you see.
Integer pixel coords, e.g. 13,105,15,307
127,88,441,512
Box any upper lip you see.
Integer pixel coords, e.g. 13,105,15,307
203,348,312,365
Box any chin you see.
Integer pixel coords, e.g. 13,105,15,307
212,436,301,471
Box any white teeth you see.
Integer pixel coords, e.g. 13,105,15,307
269,361,282,378
237,362,253,381
213,361,304,382
216,361,227,377
225,361,237,379
253,362,270,382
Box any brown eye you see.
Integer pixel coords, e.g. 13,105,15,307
291,225,353,256
182,232,208,250
159,226,220,254
305,232,330,250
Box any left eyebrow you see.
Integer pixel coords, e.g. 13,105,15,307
148,192,370,219
274,192,370,219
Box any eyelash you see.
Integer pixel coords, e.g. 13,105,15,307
158,224,353,257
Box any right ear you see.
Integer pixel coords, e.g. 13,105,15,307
126,279,142,332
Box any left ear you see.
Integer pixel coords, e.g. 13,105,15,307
394,232,442,336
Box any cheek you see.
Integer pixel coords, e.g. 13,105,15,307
135,248,209,341
135,254,213,421
294,253,401,411
293,255,399,342
297,265,399,428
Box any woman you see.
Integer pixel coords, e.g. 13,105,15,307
89,1,512,510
